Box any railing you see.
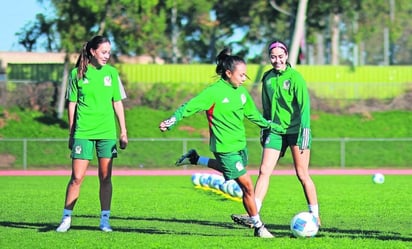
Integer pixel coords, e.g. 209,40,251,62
1,138,412,170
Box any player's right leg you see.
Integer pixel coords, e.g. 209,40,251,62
56,139,92,232
231,148,280,228
254,148,281,208
235,173,274,238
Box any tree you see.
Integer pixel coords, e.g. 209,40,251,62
16,13,57,52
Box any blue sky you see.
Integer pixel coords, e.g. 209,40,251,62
0,1,44,51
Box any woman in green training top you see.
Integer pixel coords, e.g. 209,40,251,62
159,48,278,238
231,40,320,227
56,35,128,233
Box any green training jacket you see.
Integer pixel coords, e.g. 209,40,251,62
171,78,271,153
261,65,311,134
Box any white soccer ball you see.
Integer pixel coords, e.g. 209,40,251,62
199,173,211,187
210,175,225,190
219,181,230,193
232,183,243,198
226,180,237,196
372,173,385,184
191,173,202,186
290,212,319,238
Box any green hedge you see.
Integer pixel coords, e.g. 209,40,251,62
119,64,412,99
6,63,412,99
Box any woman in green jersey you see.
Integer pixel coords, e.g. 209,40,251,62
159,48,278,238
232,40,320,227
56,36,128,233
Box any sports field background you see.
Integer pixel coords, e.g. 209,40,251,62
0,171,410,249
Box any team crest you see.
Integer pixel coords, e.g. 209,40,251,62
235,161,244,171
75,145,82,154
283,80,291,90
104,76,112,86
240,94,247,105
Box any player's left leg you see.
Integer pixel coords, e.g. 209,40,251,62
96,139,116,232
175,149,224,172
290,146,321,226
98,157,113,232
236,173,274,238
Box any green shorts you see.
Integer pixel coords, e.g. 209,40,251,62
261,132,300,157
213,148,248,180
71,139,118,160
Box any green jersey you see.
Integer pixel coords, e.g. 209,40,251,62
261,65,311,134
67,65,126,139
171,79,270,153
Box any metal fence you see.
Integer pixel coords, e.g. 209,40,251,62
1,137,412,170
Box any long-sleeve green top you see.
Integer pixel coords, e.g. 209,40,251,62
171,78,271,153
261,65,311,134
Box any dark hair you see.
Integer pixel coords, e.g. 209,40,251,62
215,47,246,80
75,35,111,79
268,40,288,55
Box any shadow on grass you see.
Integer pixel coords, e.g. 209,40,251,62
0,216,411,242
34,114,68,129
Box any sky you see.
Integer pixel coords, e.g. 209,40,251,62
0,1,45,51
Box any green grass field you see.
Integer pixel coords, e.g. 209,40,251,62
0,174,411,249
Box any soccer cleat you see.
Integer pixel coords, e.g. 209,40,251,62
254,224,274,238
231,214,254,228
56,216,71,232
99,218,113,232
175,149,199,166
315,216,322,227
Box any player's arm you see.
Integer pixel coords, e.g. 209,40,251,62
295,73,311,151
113,100,128,149
160,88,214,132
67,101,76,150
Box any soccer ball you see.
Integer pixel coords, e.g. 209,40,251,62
191,173,202,186
290,212,319,238
210,175,225,190
372,173,385,184
226,180,237,196
199,173,211,187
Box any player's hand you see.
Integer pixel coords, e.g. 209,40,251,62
119,134,128,150
297,128,311,151
270,122,285,133
159,116,176,132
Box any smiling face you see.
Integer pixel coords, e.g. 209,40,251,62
226,62,247,88
90,41,111,67
269,47,288,71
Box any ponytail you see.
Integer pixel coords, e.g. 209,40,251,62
215,47,245,80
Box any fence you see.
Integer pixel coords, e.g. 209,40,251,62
1,137,412,170
6,64,412,100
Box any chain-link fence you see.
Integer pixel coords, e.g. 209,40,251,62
1,137,412,170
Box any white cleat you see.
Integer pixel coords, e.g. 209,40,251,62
56,217,71,232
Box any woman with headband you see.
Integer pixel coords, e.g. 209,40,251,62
231,40,321,228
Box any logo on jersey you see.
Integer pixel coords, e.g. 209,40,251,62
283,80,291,90
75,145,82,154
83,79,89,84
235,161,244,171
240,94,247,105
104,76,112,86
222,97,230,103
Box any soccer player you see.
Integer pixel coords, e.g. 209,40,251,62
159,47,283,238
56,35,128,232
178,40,321,228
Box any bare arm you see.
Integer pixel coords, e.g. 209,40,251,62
68,101,77,135
113,100,128,149
67,101,77,150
